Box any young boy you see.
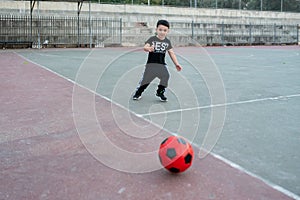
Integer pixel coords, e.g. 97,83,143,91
132,19,182,102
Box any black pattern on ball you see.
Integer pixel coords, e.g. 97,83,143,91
169,167,180,173
161,138,168,145
184,153,193,164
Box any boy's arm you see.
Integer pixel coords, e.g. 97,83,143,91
168,49,182,71
144,43,154,52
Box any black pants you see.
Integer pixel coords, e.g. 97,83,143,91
138,63,170,89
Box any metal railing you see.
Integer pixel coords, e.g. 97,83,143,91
0,15,122,48
0,15,298,48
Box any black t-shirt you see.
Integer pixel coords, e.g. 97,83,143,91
145,36,173,65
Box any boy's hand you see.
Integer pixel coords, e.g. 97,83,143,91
144,44,154,52
148,45,155,52
176,64,182,72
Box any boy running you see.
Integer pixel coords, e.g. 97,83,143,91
132,19,182,102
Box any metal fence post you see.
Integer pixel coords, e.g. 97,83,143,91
77,10,80,46
77,2,82,47
297,24,299,45
249,23,252,45
221,22,224,45
30,0,35,43
273,23,276,44
89,0,92,48
192,20,194,40
37,0,41,49
120,18,122,45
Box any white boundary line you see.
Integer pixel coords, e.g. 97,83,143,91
140,94,300,117
15,51,300,200
210,152,300,200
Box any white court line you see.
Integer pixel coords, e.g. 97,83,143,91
140,94,300,117
210,152,300,200
15,51,300,200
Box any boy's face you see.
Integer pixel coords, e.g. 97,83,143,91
156,24,169,39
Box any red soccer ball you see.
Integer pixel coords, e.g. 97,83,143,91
158,135,194,173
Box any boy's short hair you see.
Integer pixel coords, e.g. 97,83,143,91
157,20,170,29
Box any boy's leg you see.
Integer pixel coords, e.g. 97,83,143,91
156,65,170,102
133,83,149,100
133,65,156,100
156,85,167,102
158,65,170,88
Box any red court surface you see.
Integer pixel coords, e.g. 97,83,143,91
0,51,295,200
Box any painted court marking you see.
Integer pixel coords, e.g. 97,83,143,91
210,152,300,200
139,94,300,117
15,51,300,200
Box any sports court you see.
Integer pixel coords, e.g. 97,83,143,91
1,45,300,199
